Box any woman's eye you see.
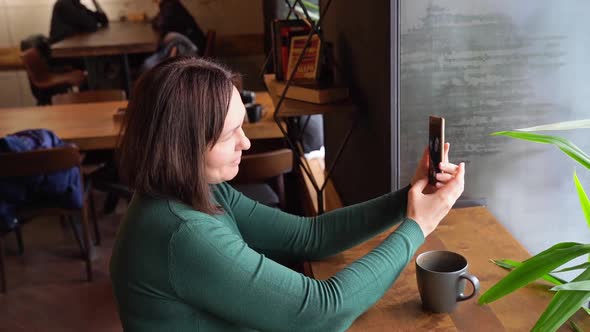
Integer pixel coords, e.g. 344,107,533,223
222,127,241,142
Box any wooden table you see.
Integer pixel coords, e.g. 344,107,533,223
0,92,284,151
51,21,158,93
310,207,590,331
51,21,158,58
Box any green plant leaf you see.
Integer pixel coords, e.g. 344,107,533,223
516,119,590,132
553,262,590,273
574,171,590,229
490,132,590,171
300,0,320,10
570,320,583,332
479,242,588,304
551,281,590,291
531,267,590,332
491,259,567,285
523,242,584,263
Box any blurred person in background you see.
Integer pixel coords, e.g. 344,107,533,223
152,0,206,55
49,0,109,43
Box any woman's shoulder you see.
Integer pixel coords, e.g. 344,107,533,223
127,185,237,228
166,198,215,223
129,192,215,225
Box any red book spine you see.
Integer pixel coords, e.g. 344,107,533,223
280,27,290,79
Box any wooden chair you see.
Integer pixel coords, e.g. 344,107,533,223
203,30,216,57
51,89,126,105
50,89,128,246
0,146,93,292
231,149,293,210
20,48,86,105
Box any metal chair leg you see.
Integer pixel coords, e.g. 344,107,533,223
14,224,24,256
88,188,101,245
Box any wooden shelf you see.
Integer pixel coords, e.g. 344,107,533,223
264,74,349,104
264,74,355,117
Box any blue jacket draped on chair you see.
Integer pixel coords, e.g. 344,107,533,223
0,129,82,232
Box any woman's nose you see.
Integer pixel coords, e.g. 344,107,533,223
239,129,251,151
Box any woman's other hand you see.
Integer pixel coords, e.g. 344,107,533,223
407,161,465,237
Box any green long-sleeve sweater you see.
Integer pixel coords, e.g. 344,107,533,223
110,182,424,332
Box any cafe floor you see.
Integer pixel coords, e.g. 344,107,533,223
0,192,123,332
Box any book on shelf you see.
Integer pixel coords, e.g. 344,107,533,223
264,74,349,105
271,19,312,81
286,34,322,83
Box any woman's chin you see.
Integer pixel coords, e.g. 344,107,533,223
207,165,241,184
225,165,240,182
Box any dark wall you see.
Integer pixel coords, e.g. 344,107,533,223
322,0,393,204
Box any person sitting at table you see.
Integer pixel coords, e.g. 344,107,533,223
139,31,198,73
110,56,466,332
48,0,109,73
49,0,109,44
151,0,206,55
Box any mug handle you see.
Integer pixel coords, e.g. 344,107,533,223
457,273,480,301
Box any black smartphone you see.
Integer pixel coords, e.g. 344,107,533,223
428,116,445,185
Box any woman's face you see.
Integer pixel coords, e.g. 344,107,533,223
204,87,251,184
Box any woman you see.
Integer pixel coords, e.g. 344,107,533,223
151,0,206,55
49,0,109,44
110,56,465,331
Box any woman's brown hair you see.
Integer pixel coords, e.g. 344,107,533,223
118,56,240,214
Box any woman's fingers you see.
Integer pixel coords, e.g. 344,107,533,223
411,177,429,194
412,147,431,186
444,142,450,163
421,147,429,168
439,162,458,174
439,162,465,198
435,172,454,183
435,162,465,191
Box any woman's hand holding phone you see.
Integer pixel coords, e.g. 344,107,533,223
408,142,465,237
411,143,451,192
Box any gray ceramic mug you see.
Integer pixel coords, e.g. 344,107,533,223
415,250,480,313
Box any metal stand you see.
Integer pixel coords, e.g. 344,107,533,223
263,0,359,214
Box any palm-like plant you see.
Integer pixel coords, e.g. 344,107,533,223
479,119,590,331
